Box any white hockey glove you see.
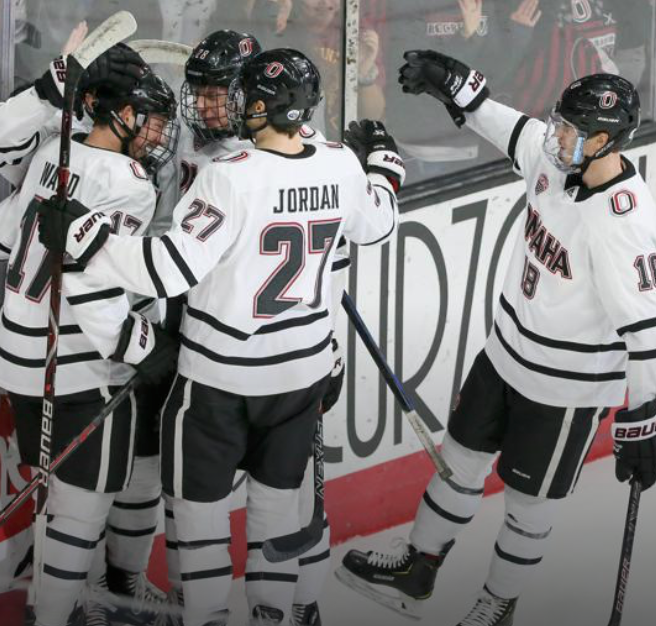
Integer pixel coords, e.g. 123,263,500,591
112,312,179,385
36,196,112,266
321,338,345,414
613,399,656,491
34,56,67,108
343,119,405,192
398,50,489,127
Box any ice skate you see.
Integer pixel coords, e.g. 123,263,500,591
456,587,517,626
334,539,454,620
291,601,321,626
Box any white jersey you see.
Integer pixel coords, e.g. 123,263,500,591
81,142,398,395
0,86,62,186
467,99,656,410
0,135,157,396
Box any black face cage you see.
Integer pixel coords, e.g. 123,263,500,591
180,81,233,143
226,78,249,139
134,112,181,175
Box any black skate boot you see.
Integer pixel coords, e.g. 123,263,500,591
456,587,517,626
251,605,284,625
334,539,454,620
291,601,321,626
106,564,166,625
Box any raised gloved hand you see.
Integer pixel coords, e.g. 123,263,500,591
34,57,68,108
75,43,146,119
321,338,344,414
112,312,179,385
34,44,145,112
612,399,656,491
398,50,489,126
344,119,405,191
36,196,111,265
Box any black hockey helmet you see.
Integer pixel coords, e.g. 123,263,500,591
543,73,640,172
226,48,322,140
91,69,180,174
181,30,261,142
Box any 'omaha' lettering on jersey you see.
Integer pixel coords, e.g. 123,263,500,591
40,160,80,197
273,184,339,214
524,204,572,279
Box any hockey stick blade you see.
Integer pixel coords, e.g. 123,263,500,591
607,479,642,626
128,39,192,65
262,513,324,563
72,12,137,70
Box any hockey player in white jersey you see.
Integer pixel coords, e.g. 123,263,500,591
0,59,180,626
37,48,404,626
153,31,345,626
335,54,653,626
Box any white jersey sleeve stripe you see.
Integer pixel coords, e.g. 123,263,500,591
507,115,530,166
161,235,199,288
143,237,168,298
67,287,125,305
617,317,656,336
628,349,656,361
1,312,82,337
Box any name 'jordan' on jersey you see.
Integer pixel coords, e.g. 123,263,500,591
466,99,656,409
79,141,397,396
0,135,156,396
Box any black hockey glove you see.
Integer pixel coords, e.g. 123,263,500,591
75,44,146,119
36,196,112,266
612,399,656,491
343,119,405,191
398,50,489,127
34,56,67,108
321,338,345,414
113,313,180,385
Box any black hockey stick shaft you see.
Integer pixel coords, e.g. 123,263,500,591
607,478,642,626
0,376,138,528
262,415,325,562
341,292,452,479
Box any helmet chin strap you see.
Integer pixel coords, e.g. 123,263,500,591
240,110,268,141
109,110,142,157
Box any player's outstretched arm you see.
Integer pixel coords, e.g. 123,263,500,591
398,50,545,176
342,119,402,246
37,167,235,298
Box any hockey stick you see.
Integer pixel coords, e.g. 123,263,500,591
607,478,642,626
341,292,452,480
32,10,137,603
0,376,138,528
127,40,193,66
262,416,325,563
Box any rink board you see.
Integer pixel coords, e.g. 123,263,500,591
1,142,655,604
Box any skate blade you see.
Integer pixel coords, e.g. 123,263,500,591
334,566,423,621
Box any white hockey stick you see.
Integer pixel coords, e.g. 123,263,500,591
31,8,137,612
127,39,192,65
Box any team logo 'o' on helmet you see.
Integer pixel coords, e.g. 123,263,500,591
227,48,322,139
181,30,262,143
92,69,180,174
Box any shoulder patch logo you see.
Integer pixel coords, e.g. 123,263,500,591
299,126,316,139
324,141,344,149
129,161,148,181
535,174,549,195
213,150,250,164
610,189,637,216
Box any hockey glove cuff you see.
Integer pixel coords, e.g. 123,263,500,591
612,398,656,491
399,50,489,127
37,196,111,266
344,120,405,191
113,313,179,385
34,56,67,109
322,338,345,414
